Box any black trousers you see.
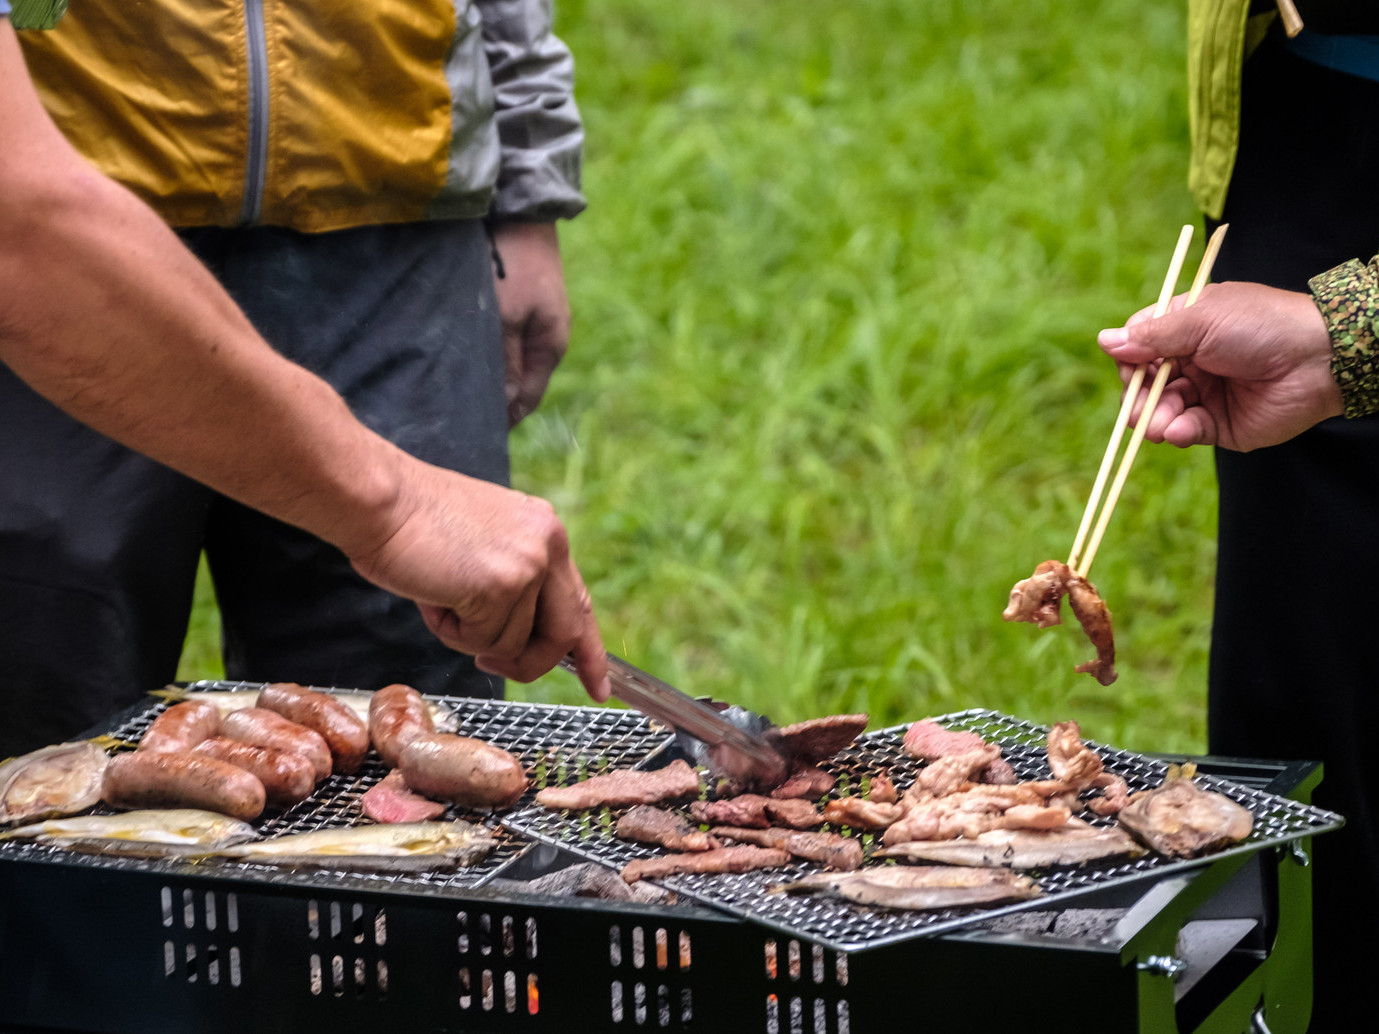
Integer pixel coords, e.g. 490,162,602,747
1209,32,1379,1032
0,219,507,757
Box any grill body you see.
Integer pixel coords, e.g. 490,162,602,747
0,688,1328,1034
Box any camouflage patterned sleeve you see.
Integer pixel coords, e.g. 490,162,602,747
1309,256,1379,420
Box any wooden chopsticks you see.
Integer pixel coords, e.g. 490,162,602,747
1067,223,1229,580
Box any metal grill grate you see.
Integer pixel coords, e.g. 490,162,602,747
500,708,1343,952
0,682,673,894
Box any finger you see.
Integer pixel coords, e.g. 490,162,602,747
478,558,608,700
1161,407,1219,448
1098,307,1205,366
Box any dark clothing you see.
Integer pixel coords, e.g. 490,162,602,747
1208,31,1379,1032
0,219,506,756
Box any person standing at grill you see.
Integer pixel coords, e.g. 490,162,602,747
1099,3,1379,1026
0,5,610,755
1,0,586,747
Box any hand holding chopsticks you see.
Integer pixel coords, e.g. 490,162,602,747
1068,224,1228,579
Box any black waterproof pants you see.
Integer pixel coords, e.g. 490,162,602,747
0,219,507,756
1208,32,1379,1032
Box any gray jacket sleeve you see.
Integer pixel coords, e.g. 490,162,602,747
478,0,586,221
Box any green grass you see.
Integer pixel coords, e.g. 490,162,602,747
181,0,1215,755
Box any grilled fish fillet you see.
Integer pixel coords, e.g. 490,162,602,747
0,808,256,856
873,821,1145,869
215,820,496,870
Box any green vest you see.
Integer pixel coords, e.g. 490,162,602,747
1187,0,1277,219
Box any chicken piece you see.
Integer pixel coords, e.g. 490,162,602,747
820,797,903,831
868,772,899,804
1002,559,1067,627
915,744,1003,796
1068,576,1117,685
1046,721,1106,790
1003,560,1118,684
1117,763,1253,858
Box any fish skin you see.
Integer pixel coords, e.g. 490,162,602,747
0,808,257,856
771,865,1041,910
0,742,110,824
216,820,497,871
873,823,1145,869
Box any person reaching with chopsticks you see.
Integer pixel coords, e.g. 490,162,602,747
1095,270,1364,451
0,12,611,755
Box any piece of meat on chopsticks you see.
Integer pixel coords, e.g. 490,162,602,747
710,826,863,870
535,759,701,811
621,845,791,883
1003,560,1117,685
616,805,720,852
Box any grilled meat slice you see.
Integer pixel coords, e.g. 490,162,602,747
772,865,1041,910
616,805,720,852
1117,763,1253,858
1067,577,1117,685
875,820,1145,869
915,744,1003,796
710,826,863,870
867,772,899,804
820,797,903,831
1002,560,1118,685
769,767,837,800
902,719,988,761
621,845,791,883
690,795,771,829
1001,559,1066,628
775,714,868,766
535,759,701,811
882,790,1071,845
359,770,446,824
765,797,824,829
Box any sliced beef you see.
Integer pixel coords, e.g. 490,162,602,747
616,805,720,852
535,759,701,811
621,845,791,883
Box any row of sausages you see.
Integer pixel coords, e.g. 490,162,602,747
101,684,527,821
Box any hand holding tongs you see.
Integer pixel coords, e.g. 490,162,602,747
559,653,789,787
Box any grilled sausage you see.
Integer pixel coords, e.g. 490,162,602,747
102,750,265,821
192,736,317,809
257,683,369,774
138,700,221,754
367,684,436,768
220,707,333,781
398,733,527,811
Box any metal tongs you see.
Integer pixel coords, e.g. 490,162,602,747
559,653,789,788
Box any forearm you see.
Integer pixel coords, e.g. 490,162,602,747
0,31,402,558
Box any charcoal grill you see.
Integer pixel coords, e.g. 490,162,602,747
0,683,1341,1034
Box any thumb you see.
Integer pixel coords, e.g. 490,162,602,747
1098,307,1206,366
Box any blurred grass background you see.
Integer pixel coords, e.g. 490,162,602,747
180,0,1215,755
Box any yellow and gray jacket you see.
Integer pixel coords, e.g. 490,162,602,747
15,0,584,232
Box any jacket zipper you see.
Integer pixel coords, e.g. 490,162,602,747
239,0,269,225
